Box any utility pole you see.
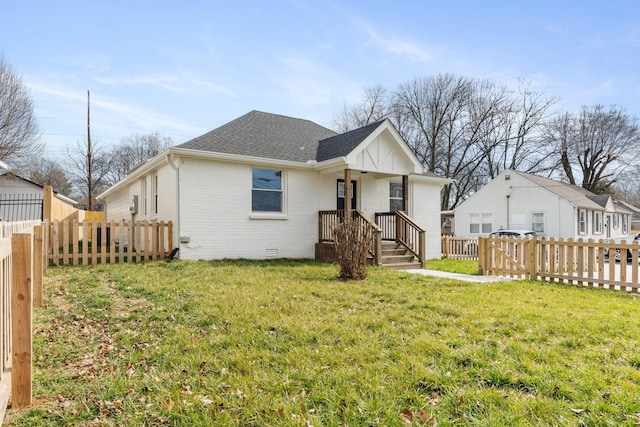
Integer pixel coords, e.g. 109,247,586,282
87,90,92,211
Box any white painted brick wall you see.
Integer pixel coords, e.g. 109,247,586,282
105,157,446,261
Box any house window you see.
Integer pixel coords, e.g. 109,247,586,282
531,212,545,233
151,173,158,215
623,215,628,233
390,182,403,212
252,168,282,212
593,211,603,234
578,209,587,234
470,213,492,234
613,214,619,229
141,178,148,216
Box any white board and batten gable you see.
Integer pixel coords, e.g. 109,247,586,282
454,169,632,240
98,111,450,261
344,121,422,176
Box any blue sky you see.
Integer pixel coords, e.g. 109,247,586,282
2,0,639,159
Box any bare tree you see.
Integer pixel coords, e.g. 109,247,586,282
393,74,515,209
0,54,42,163
105,132,173,186
14,154,73,195
333,85,391,132
545,105,640,193
482,80,558,179
66,139,110,210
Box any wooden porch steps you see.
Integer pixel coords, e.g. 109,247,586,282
378,241,422,270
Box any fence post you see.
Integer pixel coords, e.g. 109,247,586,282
32,225,43,308
477,236,485,274
527,237,537,280
11,232,32,408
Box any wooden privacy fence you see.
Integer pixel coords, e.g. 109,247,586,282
45,220,173,266
479,236,640,291
441,235,478,260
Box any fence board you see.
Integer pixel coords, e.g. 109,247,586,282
11,233,32,408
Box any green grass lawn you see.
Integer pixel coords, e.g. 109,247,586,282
5,259,640,426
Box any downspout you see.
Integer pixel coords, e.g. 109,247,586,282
166,154,180,253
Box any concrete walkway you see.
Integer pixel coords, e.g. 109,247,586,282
404,269,518,283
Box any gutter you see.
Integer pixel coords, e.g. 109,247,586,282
166,154,180,253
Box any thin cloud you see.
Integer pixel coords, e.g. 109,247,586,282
357,21,432,63
92,73,236,97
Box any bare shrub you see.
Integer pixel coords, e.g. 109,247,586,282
333,218,372,280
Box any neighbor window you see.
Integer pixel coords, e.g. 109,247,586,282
623,215,628,233
531,212,545,233
593,211,603,234
613,214,619,229
252,168,282,212
470,213,492,234
141,178,148,216
578,209,587,234
151,173,158,215
390,182,403,212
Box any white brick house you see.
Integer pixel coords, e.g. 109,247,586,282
454,169,634,239
98,111,450,263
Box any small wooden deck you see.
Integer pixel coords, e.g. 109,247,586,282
316,210,425,269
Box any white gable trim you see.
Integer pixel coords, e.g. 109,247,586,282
344,120,423,174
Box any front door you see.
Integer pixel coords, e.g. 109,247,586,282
337,179,357,210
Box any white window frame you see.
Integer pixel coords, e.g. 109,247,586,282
531,211,545,234
613,214,619,229
141,178,148,216
623,215,628,233
578,209,587,235
151,173,158,216
251,168,284,214
469,213,492,234
593,211,603,234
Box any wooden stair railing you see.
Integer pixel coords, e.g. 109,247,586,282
318,210,383,265
375,211,425,268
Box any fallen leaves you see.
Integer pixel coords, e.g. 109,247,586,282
401,408,435,424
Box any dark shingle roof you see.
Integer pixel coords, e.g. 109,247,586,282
178,110,338,162
587,194,611,208
316,120,384,162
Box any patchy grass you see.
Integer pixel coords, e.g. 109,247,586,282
426,258,479,275
5,259,640,426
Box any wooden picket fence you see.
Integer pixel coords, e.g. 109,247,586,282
0,221,48,420
45,220,173,266
441,235,478,260
479,236,640,291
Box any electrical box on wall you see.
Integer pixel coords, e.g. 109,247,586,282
129,195,139,214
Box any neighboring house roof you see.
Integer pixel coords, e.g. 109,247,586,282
178,110,338,163
510,170,606,210
616,200,640,219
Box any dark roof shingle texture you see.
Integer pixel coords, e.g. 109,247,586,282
178,110,338,162
316,120,384,162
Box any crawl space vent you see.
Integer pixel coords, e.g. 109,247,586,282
265,248,278,258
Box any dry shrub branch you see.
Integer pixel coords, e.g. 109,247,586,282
333,218,372,280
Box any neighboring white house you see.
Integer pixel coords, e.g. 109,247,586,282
98,111,451,261
454,169,633,239
0,164,77,221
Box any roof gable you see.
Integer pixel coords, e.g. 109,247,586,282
316,120,382,162
345,120,423,174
